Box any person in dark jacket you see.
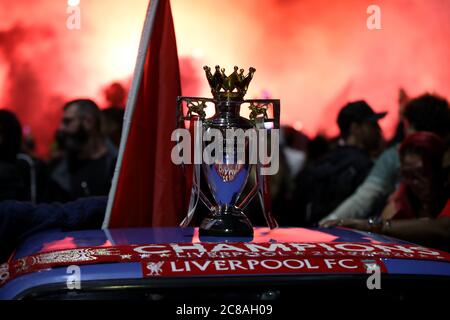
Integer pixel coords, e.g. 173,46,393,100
48,99,117,202
0,110,51,203
0,110,27,201
290,101,386,226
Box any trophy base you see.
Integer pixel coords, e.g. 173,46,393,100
199,208,254,237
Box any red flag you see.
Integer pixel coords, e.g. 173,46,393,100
103,0,186,228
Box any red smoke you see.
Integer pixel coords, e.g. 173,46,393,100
172,0,450,137
0,24,66,157
0,0,449,157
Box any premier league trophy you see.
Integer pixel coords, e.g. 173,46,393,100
176,65,280,237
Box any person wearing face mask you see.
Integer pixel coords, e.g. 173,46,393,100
48,99,117,202
322,132,450,251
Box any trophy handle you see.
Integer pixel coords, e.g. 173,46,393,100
236,99,279,212
257,167,279,229
178,110,216,227
255,116,279,229
178,111,214,227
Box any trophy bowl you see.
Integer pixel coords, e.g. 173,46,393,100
200,99,254,237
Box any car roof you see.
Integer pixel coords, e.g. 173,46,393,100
1,227,449,300
12,226,408,259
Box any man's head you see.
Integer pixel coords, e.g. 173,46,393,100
59,99,102,152
403,94,450,138
337,100,386,152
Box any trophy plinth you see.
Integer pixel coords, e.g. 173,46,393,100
199,207,253,237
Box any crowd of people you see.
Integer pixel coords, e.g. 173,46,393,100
0,90,449,262
273,92,450,251
0,99,123,204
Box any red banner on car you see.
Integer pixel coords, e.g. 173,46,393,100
1,242,449,286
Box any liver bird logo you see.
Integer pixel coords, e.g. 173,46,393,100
146,261,164,276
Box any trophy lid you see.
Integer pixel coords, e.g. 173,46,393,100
203,65,256,101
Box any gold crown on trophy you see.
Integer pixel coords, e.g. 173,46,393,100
203,65,256,100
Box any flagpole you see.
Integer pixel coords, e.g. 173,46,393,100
102,0,161,229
